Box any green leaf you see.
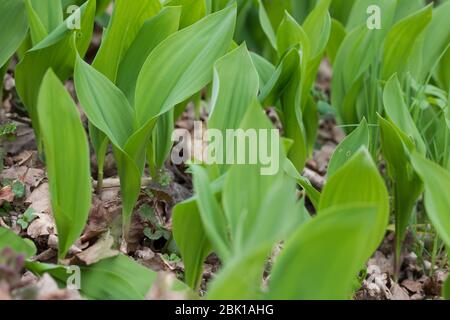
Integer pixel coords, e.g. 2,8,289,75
26,254,157,300
257,0,277,49
92,0,162,82
302,0,331,59
326,18,346,65
15,0,96,150
165,0,206,28
276,11,310,59
250,52,275,89
0,0,28,68
0,227,36,258
327,118,369,177
28,0,63,33
319,148,389,253
383,74,426,154
379,115,422,255
410,153,450,247
206,244,269,300
445,274,450,300
38,70,92,260
283,160,321,209
381,5,432,80
173,198,212,290
268,205,378,300
12,180,26,198
191,165,230,262
134,5,237,123
25,0,50,45
116,6,182,102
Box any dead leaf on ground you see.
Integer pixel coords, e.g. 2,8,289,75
25,183,51,214
27,213,54,239
0,185,14,206
76,233,118,265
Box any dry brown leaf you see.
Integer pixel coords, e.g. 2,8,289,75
25,183,51,214
391,283,410,300
0,185,14,206
76,233,118,265
27,213,54,238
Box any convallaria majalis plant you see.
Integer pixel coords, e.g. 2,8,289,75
0,0,449,300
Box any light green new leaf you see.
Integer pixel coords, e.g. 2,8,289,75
191,166,231,262
327,18,346,65
29,0,63,33
383,74,426,154
381,5,432,80
327,118,369,178
26,254,157,300
93,0,161,82
268,205,378,300
319,148,389,253
284,160,321,209
207,244,269,300
172,200,211,290
25,0,50,45
15,0,96,150
276,11,310,59
117,6,182,102
250,52,275,89
0,227,37,258
410,153,450,246
134,5,237,123
379,115,422,256
209,44,259,138
38,70,91,260
302,0,331,59
0,0,28,68
165,0,206,28
257,0,277,49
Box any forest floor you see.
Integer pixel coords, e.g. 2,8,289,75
0,56,448,300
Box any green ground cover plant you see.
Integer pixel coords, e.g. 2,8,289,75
0,0,449,301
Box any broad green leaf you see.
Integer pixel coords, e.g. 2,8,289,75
410,153,450,246
383,74,427,154
394,0,425,22
284,160,321,209
191,166,230,262
207,244,269,300
134,5,237,123
25,0,49,45
172,200,211,290
381,5,432,80
0,227,37,258
435,46,450,90
15,0,96,150
209,44,259,138
26,254,157,300
302,0,331,58
29,0,63,33
329,0,355,25
445,275,450,300
276,11,310,59
93,0,161,82
379,115,422,256
38,70,91,260
0,0,29,68
74,56,141,230
417,1,450,82
257,0,277,49
319,148,389,253
165,0,206,28
326,18,346,65
346,0,396,32
116,6,182,102
268,205,378,300
327,118,369,177
250,52,275,89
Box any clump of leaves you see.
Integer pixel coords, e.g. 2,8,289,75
139,204,170,242
17,208,38,230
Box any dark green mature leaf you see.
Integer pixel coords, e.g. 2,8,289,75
410,153,450,246
15,0,96,149
0,227,36,258
0,0,28,68
381,5,432,80
268,205,378,300
26,254,157,300
38,70,91,260
319,148,389,253
379,115,422,255
327,118,369,177
383,75,426,154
